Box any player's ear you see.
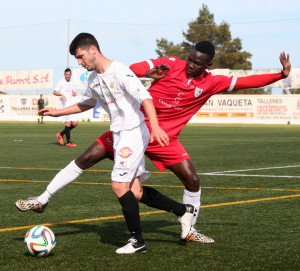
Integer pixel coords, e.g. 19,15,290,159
89,45,97,55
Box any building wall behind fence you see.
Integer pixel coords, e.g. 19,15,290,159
1,94,300,124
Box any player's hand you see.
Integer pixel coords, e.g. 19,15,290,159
150,127,169,147
145,64,170,79
279,52,291,78
38,107,59,117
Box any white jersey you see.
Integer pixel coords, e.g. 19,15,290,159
54,79,76,108
79,61,152,132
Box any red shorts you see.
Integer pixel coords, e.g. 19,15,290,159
96,131,190,171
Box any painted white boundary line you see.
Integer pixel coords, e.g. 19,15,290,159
201,173,300,178
198,165,300,178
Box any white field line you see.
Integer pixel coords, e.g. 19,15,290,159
201,173,300,178
198,165,300,178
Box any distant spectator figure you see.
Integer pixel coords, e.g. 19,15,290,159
37,94,45,124
53,68,79,147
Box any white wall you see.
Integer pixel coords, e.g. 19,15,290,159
1,94,300,124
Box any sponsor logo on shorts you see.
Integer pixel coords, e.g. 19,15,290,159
117,147,133,158
114,161,131,174
115,161,130,170
105,137,113,146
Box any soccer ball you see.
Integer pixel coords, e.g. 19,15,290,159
24,225,56,257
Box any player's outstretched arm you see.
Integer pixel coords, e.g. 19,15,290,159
234,52,291,90
39,103,93,117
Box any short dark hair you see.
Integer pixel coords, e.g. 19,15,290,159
195,41,215,62
69,33,100,55
64,68,71,73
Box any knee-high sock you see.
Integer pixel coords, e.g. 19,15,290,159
65,126,71,142
140,186,186,217
119,190,143,242
37,160,83,205
69,125,76,131
183,189,201,230
60,126,67,136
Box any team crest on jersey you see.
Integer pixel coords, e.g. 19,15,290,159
109,82,114,88
194,87,203,97
117,147,133,158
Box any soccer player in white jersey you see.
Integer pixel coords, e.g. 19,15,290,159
15,33,195,254
54,68,79,147
16,39,291,247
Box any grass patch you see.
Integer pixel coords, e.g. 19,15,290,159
0,122,299,270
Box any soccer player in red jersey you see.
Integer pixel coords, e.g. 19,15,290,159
15,41,291,244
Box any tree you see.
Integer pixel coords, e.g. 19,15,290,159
156,4,252,70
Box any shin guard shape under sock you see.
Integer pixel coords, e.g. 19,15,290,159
118,190,143,242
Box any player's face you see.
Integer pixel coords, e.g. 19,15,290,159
64,71,72,82
186,49,211,77
74,47,97,71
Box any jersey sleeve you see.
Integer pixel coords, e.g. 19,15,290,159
119,67,152,103
147,56,179,69
129,61,150,77
78,74,98,107
209,74,237,94
234,73,283,89
130,56,179,77
54,80,62,92
78,86,98,107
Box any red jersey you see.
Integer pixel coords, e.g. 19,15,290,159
140,56,236,139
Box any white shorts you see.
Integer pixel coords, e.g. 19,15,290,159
62,114,78,123
111,123,150,183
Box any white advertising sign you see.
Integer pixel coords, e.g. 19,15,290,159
0,69,53,91
0,94,109,122
190,95,300,124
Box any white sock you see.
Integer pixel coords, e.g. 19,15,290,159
183,188,201,231
37,160,83,205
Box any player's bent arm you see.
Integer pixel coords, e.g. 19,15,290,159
53,90,62,96
129,61,150,77
142,98,169,147
130,61,170,79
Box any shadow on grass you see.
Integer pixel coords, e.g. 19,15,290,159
22,220,237,247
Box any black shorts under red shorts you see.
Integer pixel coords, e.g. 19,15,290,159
96,131,190,171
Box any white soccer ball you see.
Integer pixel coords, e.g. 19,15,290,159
24,225,56,257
